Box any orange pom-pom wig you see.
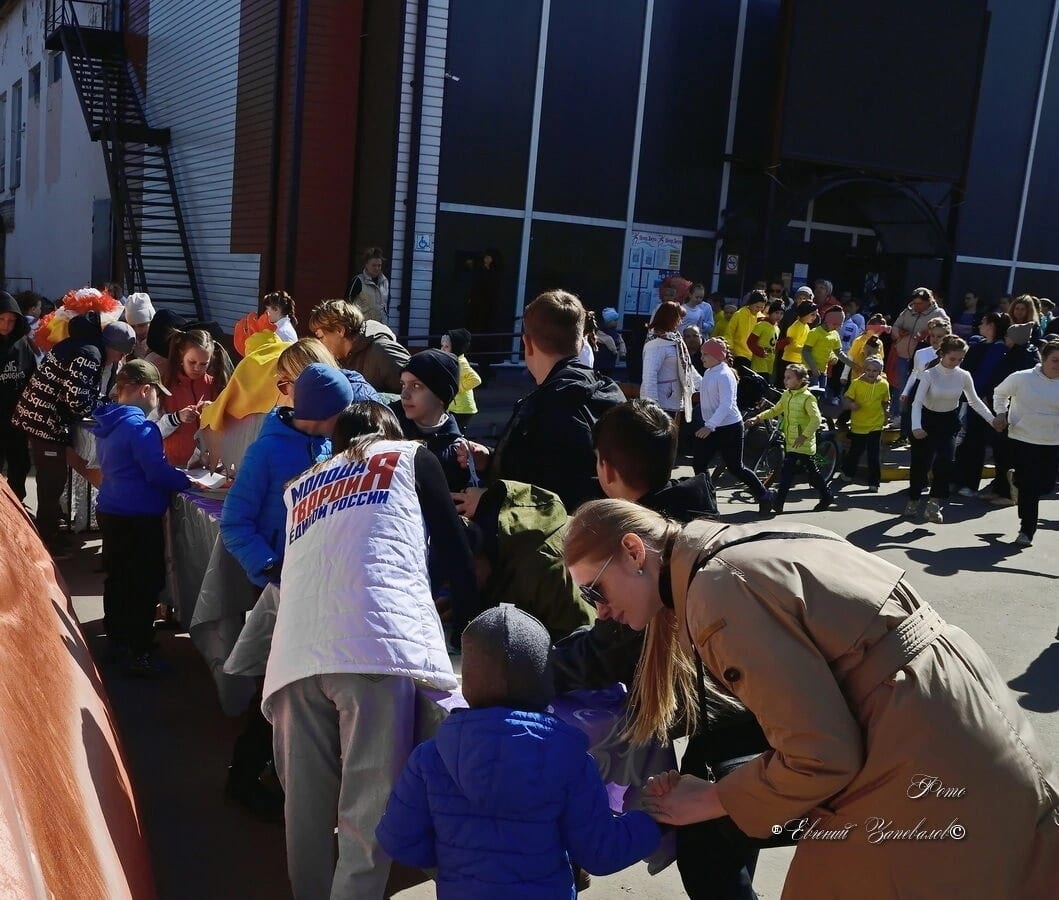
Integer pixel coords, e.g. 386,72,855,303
34,287,124,352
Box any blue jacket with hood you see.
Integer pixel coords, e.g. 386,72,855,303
220,406,331,586
88,402,191,516
376,707,660,899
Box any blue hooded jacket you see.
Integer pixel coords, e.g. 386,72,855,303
376,707,660,899
220,407,331,586
88,402,191,516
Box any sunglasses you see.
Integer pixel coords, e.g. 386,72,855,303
578,554,614,608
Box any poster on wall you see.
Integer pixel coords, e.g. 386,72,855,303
626,232,683,316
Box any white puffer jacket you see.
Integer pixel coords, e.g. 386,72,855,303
262,440,456,718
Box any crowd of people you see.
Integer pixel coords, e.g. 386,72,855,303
0,263,1057,900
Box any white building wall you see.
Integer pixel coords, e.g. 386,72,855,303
392,0,449,338
0,0,110,301
144,0,260,327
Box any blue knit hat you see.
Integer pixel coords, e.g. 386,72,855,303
293,363,354,420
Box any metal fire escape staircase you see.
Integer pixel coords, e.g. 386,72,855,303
45,2,206,320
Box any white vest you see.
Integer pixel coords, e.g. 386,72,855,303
262,440,456,718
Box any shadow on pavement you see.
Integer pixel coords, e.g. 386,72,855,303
1008,643,1059,713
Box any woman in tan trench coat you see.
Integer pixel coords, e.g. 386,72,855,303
564,499,1059,899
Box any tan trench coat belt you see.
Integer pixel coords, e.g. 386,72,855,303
841,603,945,707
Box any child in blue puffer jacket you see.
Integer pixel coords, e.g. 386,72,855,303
376,605,660,899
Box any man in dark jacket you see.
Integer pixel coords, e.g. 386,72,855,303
13,313,105,551
455,290,625,515
0,291,34,501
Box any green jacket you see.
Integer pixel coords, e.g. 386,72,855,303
758,385,821,455
478,481,594,639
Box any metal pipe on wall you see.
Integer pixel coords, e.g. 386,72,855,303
399,0,428,337
285,0,310,292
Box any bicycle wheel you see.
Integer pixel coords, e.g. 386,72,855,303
814,436,839,482
755,443,785,488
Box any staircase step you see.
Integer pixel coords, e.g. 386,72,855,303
91,124,170,145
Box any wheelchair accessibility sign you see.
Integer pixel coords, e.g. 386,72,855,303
415,233,434,252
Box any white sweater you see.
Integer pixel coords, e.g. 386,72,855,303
699,363,743,430
991,366,1059,446
911,365,993,431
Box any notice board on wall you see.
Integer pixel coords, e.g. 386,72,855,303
622,231,683,317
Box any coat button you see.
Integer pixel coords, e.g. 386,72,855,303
723,667,742,683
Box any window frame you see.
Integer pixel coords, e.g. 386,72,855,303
10,80,22,190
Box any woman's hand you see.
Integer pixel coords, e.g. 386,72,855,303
793,434,807,449
641,774,723,826
695,426,713,439
452,486,485,518
992,413,1008,432
177,405,199,424
912,428,927,440
746,416,759,428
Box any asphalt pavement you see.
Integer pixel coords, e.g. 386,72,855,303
46,371,1059,899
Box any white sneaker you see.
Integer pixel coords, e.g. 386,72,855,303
956,487,977,499
1007,470,1019,505
1015,532,1033,546
924,500,944,524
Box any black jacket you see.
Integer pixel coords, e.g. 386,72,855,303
490,358,625,512
388,400,469,492
13,313,103,444
0,292,32,421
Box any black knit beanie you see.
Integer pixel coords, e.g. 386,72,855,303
461,605,555,712
403,348,460,406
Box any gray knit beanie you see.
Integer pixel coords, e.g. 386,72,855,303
461,605,555,712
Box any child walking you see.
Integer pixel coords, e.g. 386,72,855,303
907,335,996,524
839,356,889,490
441,328,481,431
747,363,834,514
89,360,197,675
376,605,661,898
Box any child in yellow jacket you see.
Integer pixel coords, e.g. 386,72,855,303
747,363,834,514
839,356,890,490
442,328,481,432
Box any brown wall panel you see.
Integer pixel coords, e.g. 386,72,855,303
289,0,363,305
230,0,282,273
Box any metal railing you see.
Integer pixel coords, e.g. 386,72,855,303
45,0,110,33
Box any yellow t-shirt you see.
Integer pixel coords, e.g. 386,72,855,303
726,307,761,359
782,319,810,364
713,311,731,341
749,321,779,374
845,375,890,434
802,326,840,373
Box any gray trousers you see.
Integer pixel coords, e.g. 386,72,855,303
271,673,417,900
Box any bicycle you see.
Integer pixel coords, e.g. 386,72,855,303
751,412,840,489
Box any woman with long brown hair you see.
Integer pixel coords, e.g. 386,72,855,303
640,301,699,420
563,499,1059,899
